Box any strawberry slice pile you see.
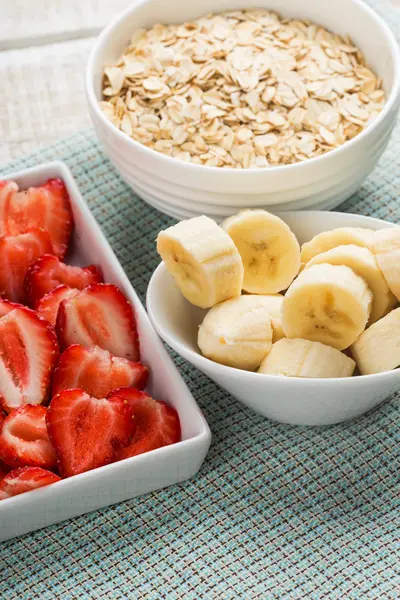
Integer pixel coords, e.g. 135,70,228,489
0,231,53,303
36,285,79,326
25,254,102,307
0,178,72,258
114,388,181,459
0,177,181,501
0,405,57,469
57,283,140,360
0,467,61,500
47,389,137,476
0,307,59,413
52,344,148,398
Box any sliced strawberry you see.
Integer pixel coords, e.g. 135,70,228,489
0,466,61,500
0,180,18,220
0,178,73,258
36,285,79,327
112,388,181,459
0,230,53,303
0,306,59,413
0,180,18,193
52,344,148,398
56,284,139,360
0,405,57,469
0,298,24,318
46,388,136,477
0,449,10,480
25,254,103,307
0,463,7,481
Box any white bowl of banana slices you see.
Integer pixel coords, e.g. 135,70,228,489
147,209,400,425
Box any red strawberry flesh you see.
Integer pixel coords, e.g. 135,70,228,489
25,254,102,307
0,306,59,413
112,388,181,459
0,181,18,215
0,230,53,303
57,283,139,360
0,405,57,469
46,388,136,477
0,299,23,318
0,463,7,481
36,285,79,327
52,344,148,398
0,466,60,500
0,178,73,258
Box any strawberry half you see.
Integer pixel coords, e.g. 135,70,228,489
46,388,136,477
56,284,140,360
0,298,23,318
0,178,73,258
25,254,102,307
52,344,148,398
0,405,57,469
0,466,61,500
0,306,59,413
36,285,79,326
112,388,181,459
0,230,53,303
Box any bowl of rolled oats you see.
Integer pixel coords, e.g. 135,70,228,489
86,0,400,219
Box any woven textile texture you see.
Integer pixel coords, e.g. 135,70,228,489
1,4,400,599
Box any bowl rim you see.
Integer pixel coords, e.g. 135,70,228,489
146,210,400,387
86,0,400,177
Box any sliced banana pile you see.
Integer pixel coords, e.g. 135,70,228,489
157,213,400,379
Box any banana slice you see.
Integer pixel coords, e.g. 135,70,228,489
281,263,373,350
304,244,396,323
222,209,300,294
300,227,374,266
351,308,400,374
198,295,273,370
157,215,243,309
254,294,284,341
259,338,355,378
370,227,400,301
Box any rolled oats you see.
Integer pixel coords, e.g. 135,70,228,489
101,9,385,168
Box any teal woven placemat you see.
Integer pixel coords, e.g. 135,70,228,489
1,4,400,598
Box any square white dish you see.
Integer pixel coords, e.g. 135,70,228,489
0,161,211,542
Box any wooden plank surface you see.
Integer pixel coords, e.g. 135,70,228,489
0,0,133,49
0,39,95,164
0,0,133,164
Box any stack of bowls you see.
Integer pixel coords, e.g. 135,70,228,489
86,0,400,220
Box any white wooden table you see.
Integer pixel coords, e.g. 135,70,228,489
0,0,133,165
2,0,400,166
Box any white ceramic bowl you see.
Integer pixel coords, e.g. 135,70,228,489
86,0,400,220
147,211,400,426
0,162,211,542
